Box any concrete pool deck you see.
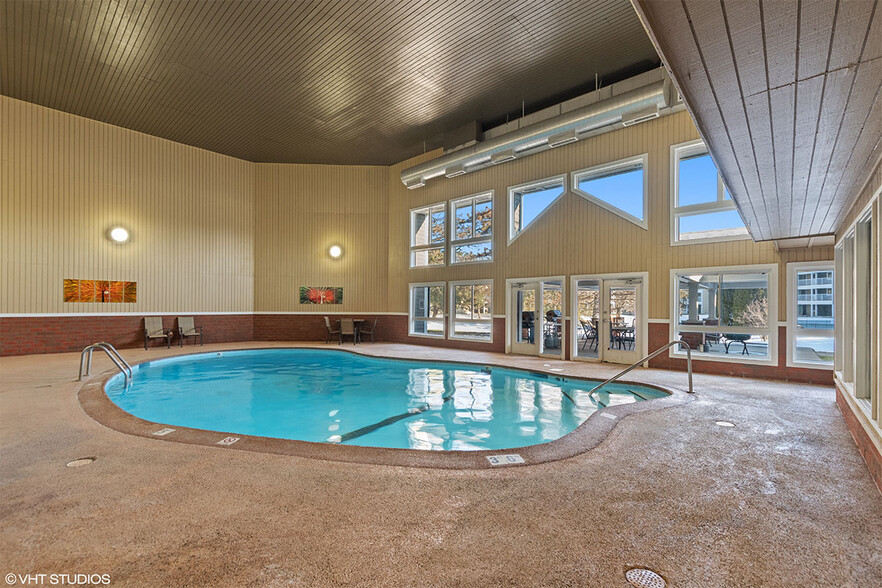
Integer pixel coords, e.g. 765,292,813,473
1,342,880,586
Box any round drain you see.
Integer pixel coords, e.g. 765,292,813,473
715,420,736,427
66,457,96,468
625,568,666,588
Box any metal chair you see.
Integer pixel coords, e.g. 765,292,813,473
339,318,357,344
358,318,377,342
177,316,204,346
144,317,171,349
323,316,340,343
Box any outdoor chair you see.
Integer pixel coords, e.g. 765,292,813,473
339,318,357,344
324,316,340,343
144,317,171,350
580,320,598,351
177,316,204,347
724,333,751,355
358,318,377,343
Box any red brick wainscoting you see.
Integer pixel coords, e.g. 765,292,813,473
836,386,882,494
0,314,253,356
646,323,833,385
253,314,507,353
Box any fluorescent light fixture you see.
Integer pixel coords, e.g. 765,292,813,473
445,165,466,178
405,178,426,190
328,245,342,258
547,130,578,148
621,105,659,127
106,226,130,243
490,149,516,165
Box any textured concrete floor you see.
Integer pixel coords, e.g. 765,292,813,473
1,342,880,587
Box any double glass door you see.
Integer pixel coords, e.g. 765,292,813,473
574,277,643,364
511,280,563,357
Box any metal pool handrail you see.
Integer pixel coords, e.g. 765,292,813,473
588,340,693,397
78,342,132,383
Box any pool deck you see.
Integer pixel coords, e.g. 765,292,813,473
1,341,880,587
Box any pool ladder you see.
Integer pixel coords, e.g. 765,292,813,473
78,342,133,383
588,340,693,397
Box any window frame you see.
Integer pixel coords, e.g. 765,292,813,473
669,263,778,366
409,202,447,268
786,261,835,370
507,174,567,244
670,139,750,246
448,279,494,343
408,282,447,339
449,191,494,265
572,153,649,230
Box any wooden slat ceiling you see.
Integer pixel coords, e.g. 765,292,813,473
632,0,882,240
0,0,659,165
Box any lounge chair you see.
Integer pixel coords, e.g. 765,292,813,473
358,318,377,343
144,317,171,350
339,318,356,344
177,316,204,347
324,316,340,343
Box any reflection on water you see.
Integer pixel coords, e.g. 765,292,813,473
106,350,667,451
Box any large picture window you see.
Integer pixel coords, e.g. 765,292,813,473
787,262,834,368
450,280,493,341
508,175,566,242
410,203,446,267
572,154,647,229
671,265,777,364
671,140,749,244
409,283,446,337
450,192,493,264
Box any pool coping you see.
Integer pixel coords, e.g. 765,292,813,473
77,346,693,470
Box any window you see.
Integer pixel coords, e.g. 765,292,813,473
409,283,446,337
835,196,879,431
671,265,777,364
787,262,834,369
508,175,566,242
450,192,493,264
449,281,493,341
572,154,648,229
410,203,446,267
671,140,749,244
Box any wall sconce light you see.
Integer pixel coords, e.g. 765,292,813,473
328,245,342,259
106,226,130,244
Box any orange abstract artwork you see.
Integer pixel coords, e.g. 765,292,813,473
63,279,137,303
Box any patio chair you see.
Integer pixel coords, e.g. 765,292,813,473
702,319,723,350
144,317,171,350
177,316,204,347
339,318,356,344
323,316,340,343
358,318,377,343
580,320,598,351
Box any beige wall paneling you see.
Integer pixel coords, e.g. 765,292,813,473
1,96,254,315
388,110,799,321
254,163,389,313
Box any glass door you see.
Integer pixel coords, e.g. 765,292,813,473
540,281,563,357
574,280,601,359
602,279,642,364
511,283,540,355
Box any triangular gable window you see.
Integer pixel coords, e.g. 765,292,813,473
572,154,648,229
508,175,566,243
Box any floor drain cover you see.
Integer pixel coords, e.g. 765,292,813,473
625,568,666,588
66,457,96,468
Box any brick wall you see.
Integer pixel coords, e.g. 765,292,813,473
646,323,833,385
0,314,253,356
0,315,834,387
836,386,882,494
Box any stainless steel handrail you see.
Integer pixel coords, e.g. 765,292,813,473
588,340,693,397
78,342,133,382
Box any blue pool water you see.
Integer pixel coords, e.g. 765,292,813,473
105,349,667,451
